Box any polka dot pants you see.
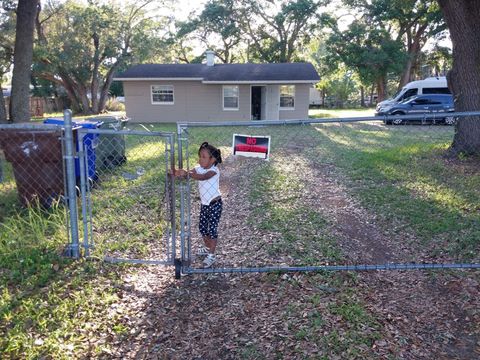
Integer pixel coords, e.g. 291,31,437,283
199,199,223,239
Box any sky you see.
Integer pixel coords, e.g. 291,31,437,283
171,0,207,21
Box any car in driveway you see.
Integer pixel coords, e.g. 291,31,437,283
375,94,456,125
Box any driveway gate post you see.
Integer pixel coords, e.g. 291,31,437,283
63,109,80,258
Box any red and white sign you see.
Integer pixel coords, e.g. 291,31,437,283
232,134,271,160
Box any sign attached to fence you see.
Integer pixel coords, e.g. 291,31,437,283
232,134,271,160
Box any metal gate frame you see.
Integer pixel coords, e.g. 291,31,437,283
175,117,480,278
76,126,177,266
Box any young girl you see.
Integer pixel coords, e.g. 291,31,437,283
173,142,223,267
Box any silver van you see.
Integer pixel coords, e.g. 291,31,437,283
376,77,450,111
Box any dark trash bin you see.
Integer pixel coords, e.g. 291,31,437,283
0,126,67,208
44,118,103,182
89,115,128,170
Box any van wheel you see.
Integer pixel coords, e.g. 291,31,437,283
391,112,404,125
444,116,456,125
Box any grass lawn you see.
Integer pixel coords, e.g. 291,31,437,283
309,107,376,119
182,121,478,261
34,108,376,123
1,116,479,357
309,123,479,257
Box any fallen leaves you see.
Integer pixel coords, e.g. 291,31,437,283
94,149,480,359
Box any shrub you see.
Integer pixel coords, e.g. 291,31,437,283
104,97,125,112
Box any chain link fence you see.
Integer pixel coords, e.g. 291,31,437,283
0,117,176,266
177,114,480,275
0,123,72,261
1,112,480,278
77,126,176,264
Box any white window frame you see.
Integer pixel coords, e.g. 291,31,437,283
279,85,295,110
223,85,239,111
151,85,174,105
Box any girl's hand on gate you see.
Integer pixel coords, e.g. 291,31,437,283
171,169,187,178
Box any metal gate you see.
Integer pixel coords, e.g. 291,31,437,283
77,126,176,265
175,117,480,277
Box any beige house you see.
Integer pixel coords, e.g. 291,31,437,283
114,52,320,123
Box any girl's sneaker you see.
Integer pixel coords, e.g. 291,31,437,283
203,254,216,268
196,247,210,257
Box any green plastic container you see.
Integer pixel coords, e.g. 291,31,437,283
90,115,128,170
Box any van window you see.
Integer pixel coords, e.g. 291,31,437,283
423,87,451,95
398,88,417,101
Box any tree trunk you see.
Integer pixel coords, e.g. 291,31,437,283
10,0,39,123
360,86,366,107
76,85,91,114
398,24,428,88
399,54,415,88
369,84,375,105
438,0,480,156
38,71,81,113
91,33,101,114
376,77,387,102
0,80,7,123
98,65,120,113
399,31,415,88
98,81,110,114
58,74,81,113
34,2,47,44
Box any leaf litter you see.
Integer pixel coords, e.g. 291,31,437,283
100,149,479,359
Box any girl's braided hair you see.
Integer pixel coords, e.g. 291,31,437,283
198,142,222,165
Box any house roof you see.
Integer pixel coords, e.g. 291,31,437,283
115,62,320,84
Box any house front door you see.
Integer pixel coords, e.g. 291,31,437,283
251,86,267,120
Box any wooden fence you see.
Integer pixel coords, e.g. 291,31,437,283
4,97,66,118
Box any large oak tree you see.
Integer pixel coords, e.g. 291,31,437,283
438,0,480,155
240,0,325,63
175,0,243,64
342,0,446,89
326,20,406,101
35,0,164,114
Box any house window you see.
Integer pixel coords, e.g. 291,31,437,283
151,85,174,104
223,85,239,110
280,85,295,109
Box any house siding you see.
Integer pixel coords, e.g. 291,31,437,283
124,81,251,123
124,81,311,123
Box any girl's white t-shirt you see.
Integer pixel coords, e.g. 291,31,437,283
195,164,221,205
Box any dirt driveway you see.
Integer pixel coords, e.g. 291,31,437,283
106,153,480,359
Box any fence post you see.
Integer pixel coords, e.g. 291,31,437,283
169,134,177,262
77,129,90,257
176,124,186,276
179,182,186,266
63,109,80,258
176,124,184,169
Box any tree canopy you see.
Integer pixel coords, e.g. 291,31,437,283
174,0,327,64
34,0,166,114
326,19,406,101
175,0,243,63
240,0,326,63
